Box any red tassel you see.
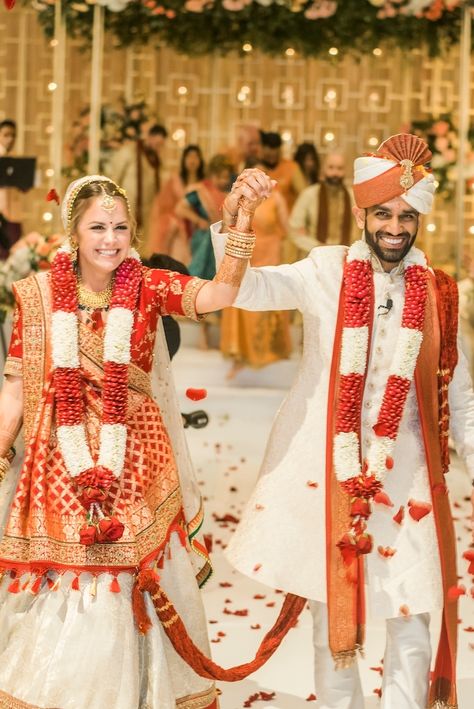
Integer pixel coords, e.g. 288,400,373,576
21,578,30,591
46,578,55,590
71,575,80,591
30,576,43,595
8,578,20,594
132,580,152,634
110,576,121,593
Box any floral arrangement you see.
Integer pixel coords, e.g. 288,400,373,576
410,115,474,199
28,0,467,57
0,232,63,321
334,240,428,565
63,99,151,179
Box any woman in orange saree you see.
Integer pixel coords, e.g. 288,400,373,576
0,170,274,709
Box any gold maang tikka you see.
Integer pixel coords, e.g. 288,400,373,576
100,186,117,213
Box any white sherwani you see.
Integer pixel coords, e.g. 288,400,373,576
212,224,474,620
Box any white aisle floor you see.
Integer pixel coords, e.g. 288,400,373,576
171,340,474,709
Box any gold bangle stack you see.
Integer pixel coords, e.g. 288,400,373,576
225,227,256,260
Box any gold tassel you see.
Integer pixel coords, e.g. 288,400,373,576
333,649,357,670
90,576,97,597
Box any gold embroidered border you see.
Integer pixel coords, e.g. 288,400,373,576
176,685,217,709
0,690,58,709
182,278,207,322
0,486,183,570
3,357,22,378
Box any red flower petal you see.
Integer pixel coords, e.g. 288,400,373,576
251,623,261,630
306,695,317,702
307,480,319,488
373,491,394,507
253,563,262,572
407,499,432,521
46,188,60,205
377,545,397,558
385,456,394,470
399,604,410,616
185,387,207,401
447,585,466,601
393,505,405,525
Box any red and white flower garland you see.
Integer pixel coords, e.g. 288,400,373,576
334,240,428,561
51,242,142,544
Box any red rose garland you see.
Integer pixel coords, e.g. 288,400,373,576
334,241,428,565
51,248,142,545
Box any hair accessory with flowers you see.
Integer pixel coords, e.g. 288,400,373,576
334,239,428,566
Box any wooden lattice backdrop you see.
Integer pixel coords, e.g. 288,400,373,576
2,7,474,268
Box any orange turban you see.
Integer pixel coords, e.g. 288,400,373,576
353,134,436,214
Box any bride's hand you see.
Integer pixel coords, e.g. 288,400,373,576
222,169,275,231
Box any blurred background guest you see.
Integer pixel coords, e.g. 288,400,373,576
289,150,354,256
175,154,233,349
220,166,291,379
225,124,262,175
146,144,205,262
0,120,23,259
294,141,321,188
108,122,168,243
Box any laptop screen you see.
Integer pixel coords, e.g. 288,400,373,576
0,157,37,191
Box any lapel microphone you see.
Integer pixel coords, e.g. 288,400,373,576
378,297,393,315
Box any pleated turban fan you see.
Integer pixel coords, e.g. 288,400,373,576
353,133,436,215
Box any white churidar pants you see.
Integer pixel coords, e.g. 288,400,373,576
310,602,431,709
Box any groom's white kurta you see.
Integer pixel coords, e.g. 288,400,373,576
212,224,474,619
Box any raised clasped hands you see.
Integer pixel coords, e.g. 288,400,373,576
223,168,276,233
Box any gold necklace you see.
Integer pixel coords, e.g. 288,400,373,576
77,275,114,311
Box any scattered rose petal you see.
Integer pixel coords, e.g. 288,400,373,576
209,620,218,624
223,607,249,616
306,694,317,702
46,188,60,205
393,506,404,525
463,626,474,632
185,387,207,401
217,631,226,637
399,604,410,616
266,601,275,607
407,499,432,521
307,481,319,488
213,513,240,523
255,504,265,510
219,581,233,588
253,563,262,572
251,623,261,630
373,688,382,698
211,638,221,643
370,666,384,675
253,594,266,600
374,491,394,507
378,545,397,558
447,585,466,601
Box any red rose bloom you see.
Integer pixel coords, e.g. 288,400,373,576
355,533,373,556
350,498,371,518
79,486,107,508
337,533,357,566
97,516,125,542
79,524,97,546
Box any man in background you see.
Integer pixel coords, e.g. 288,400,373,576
0,120,23,259
225,125,262,175
108,122,168,240
289,151,355,256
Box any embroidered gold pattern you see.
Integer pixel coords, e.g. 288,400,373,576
3,357,22,378
399,158,415,191
182,277,207,322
